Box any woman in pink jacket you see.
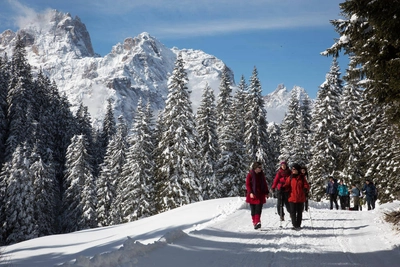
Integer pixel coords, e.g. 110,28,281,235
246,162,269,229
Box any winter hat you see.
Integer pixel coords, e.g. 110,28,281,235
291,163,301,173
280,161,287,166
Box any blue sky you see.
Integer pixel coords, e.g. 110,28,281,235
0,0,346,98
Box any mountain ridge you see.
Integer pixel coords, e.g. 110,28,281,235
0,9,307,126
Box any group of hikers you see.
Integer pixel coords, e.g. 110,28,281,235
326,176,378,211
245,161,378,230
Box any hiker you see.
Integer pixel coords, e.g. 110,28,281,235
362,179,377,210
245,162,269,229
300,165,310,212
349,184,360,210
283,163,310,229
271,161,291,221
326,176,339,210
338,180,350,210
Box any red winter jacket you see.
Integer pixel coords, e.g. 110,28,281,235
246,170,269,204
271,167,291,191
283,174,310,203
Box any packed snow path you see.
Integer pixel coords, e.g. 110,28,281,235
2,198,400,267
132,204,400,267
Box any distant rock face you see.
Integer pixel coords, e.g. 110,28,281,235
0,10,233,127
263,84,312,124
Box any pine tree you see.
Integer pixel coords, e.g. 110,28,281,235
30,144,57,237
117,99,155,222
0,55,10,164
309,57,343,200
216,106,248,197
280,90,300,164
244,67,273,181
96,98,116,175
97,116,128,226
337,68,365,186
293,92,313,166
62,135,97,232
5,35,34,160
325,0,400,124
154,53,202,212
216,66,233,137
1,144,37,244
196,83,220,199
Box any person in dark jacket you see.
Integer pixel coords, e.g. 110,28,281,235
283,163,310,229
271,161,291,221
326,176,339,210
246,162,269,229
362,179,377,210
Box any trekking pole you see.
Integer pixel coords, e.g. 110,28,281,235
279,192,283,228
308,205,313,230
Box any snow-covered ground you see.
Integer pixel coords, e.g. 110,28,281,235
1,198,400,267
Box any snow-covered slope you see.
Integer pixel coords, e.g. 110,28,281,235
0,10,232,127
2,198,399,267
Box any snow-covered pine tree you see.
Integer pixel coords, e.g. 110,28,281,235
216,66,233,138
96,116,128,226
292,92,313,166
95,98,116,175
196,83,220,199
117,98,155,222
0,56,9,164
30,144,57,237
309,57,343,201
216,103,248,197
62,135,97,232
280,90,300,164
75,103,95,171
337,66,365,186
244,67,273,181
361,102,400,203
5,35,34,161
1,144,37,244
154,53,202,212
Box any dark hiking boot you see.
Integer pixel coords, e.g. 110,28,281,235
254,222,261,229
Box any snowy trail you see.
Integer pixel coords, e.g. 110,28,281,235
130,201,400,267
2,198,400,267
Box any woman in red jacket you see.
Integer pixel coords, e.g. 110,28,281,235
283,163,310,230
246,162,269,229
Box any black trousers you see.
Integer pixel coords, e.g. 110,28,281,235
289,202,304,228
276,191,289,217
339,195,350,210
329,193,339,210
250,203,263,216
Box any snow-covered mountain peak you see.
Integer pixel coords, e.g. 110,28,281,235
0,9,294,127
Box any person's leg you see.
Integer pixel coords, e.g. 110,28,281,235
254,204,263,228
277,192,283,216
366,197,372,210
339,196,344,210
283,192,290,213
250,204,256,225
333,194,339,209
329,194,334,209
296,203,304,227
289,202,296,227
